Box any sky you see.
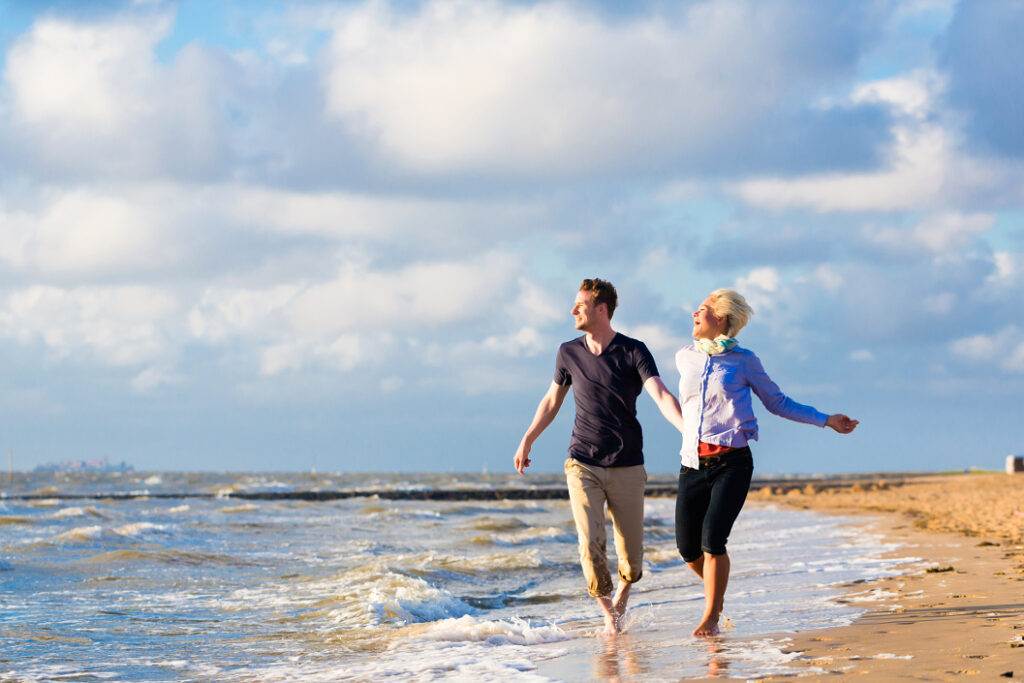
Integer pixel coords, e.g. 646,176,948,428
0,0,1021,475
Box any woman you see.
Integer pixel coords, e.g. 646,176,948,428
675,289,858,637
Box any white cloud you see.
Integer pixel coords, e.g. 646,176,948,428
0,188,176,276
189,284,301,343
734,121,951,212
482,326,546,358
258,333,370,376
808,264,844,293
512,280,563,327
3,14,232,178
849,349,875,362
616,322,686,360
860,212,994,254
285,251,519,335
986,251,1024,291
733,267,783,315
379,376,405,392
321,0,868,175
190,251,521,374
5,16,169,134
130,367,179,394
731,71,1007,212
0,285,180,366
219,185,542,243
950,326,1024,373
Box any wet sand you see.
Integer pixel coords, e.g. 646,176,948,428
757,472,1024,681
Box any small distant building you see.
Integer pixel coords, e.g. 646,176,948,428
1007,455,1024,474
33,456,134,473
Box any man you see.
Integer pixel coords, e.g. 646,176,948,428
514,278,685,635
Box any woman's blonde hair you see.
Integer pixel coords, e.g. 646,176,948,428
707,289,754,337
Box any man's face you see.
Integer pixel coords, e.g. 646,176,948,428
571,290,603,331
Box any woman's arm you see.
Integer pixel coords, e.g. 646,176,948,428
745,352,859,433
745,352,829,427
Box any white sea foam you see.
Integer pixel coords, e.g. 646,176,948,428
408,615,569,646
218,504,259,514
114,522,167,537
49,507,101,519
144,475,163,486
845,587,900,602
54,525,105,543
364,575,472,626
405,549,547,575
213,563,476,628
492,526,575,546
168,504,190,513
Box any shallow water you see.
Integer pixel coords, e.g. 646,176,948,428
0,471,919,681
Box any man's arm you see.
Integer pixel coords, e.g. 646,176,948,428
514,381,570,474
643,376,685,434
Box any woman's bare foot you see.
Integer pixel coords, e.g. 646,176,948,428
692,612,720,637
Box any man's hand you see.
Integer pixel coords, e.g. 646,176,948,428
514,442,532,474
825,414,859,434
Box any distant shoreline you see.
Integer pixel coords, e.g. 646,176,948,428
0,471,963,502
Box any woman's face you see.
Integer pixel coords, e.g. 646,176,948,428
692,297,729,339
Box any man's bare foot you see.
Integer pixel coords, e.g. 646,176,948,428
597,596,621,636
692,613,720,637
612,583,631,626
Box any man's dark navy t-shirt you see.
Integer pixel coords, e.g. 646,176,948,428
554,333,660,468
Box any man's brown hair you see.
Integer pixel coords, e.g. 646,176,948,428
579,278,618,319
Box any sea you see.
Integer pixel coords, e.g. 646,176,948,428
0,470,925,682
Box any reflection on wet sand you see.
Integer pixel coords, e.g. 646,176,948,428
590,632,736,681
702,638,730,678
596,634,644,682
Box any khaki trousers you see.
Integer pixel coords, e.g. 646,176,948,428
564,458,647,598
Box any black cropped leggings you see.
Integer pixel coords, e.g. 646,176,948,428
675,447,753,563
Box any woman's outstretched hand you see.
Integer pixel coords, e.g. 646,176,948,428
825,414,859,434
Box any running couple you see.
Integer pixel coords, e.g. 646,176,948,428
514,278,858,637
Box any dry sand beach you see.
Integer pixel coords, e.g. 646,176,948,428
755,472,1024,681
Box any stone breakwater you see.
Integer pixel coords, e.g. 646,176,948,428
3,473,927,502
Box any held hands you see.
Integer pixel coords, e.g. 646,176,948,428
825,414,859,434
513,442,532,474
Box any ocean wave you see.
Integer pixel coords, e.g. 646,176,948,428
403,549,547,576
468,517,530,532
323,565,475,627
114,522,168,537
48,507,102,520
0,515,33,526
79,549,252,567
50,522,168,545
403,614,569,646
487,526,576,547
644,544,684,567
54,525,105,543
217,504,260,514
